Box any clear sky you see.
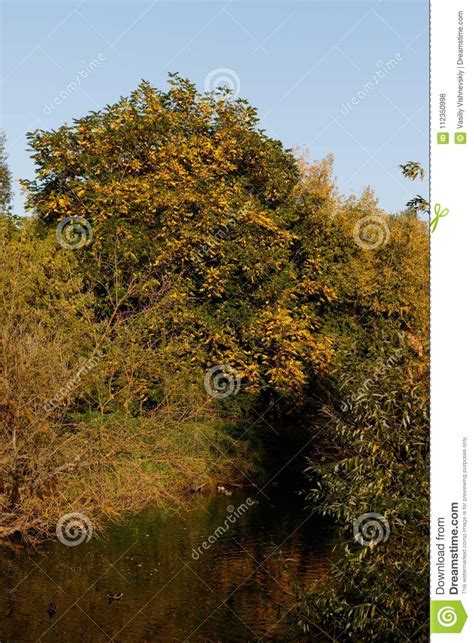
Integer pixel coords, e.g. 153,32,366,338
1,0,428,214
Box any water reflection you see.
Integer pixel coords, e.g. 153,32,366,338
0,490,335,641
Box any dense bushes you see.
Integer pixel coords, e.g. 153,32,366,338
294,333,429,640
0,215,250,539
287,156,429,640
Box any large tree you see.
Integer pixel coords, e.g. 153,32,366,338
22,78,428,403
23,76,334,397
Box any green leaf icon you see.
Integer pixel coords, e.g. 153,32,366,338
430,601,467,633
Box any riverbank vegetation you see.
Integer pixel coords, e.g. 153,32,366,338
0,76,428,639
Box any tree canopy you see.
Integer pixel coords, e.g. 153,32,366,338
23,76,428,402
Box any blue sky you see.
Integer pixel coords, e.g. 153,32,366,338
1,0,428,214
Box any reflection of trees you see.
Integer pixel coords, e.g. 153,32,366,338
0,494,333,641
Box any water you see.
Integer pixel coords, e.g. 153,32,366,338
0,490,335,642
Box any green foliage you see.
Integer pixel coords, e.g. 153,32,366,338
284,157,429,640
294,331,428,639
0,214,256,537
400,160,429,214
22,76,333,398
399,160,425,181
289,156,429,354
0,215,96,535
0,131,13,215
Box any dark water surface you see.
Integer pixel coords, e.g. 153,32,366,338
0,490,335,642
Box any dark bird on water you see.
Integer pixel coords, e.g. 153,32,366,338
47,603,57,618
107,591,123,604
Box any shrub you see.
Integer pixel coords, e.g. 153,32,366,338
295,331,429,641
